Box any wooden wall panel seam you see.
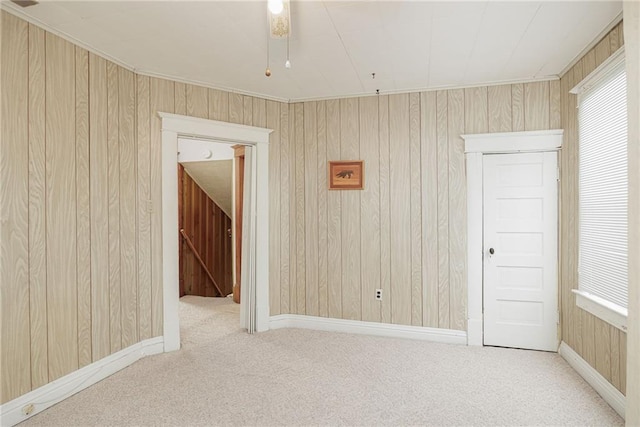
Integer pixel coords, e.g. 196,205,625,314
29,23,49,389
1,11,31,403
45,32,79,381
409,93,423,326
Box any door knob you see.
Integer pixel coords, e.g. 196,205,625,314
489,248,495,255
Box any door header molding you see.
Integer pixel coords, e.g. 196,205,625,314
463,129,563,154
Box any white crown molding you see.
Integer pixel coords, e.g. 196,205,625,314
559,11,624,78
0,337,164,427
558,341,626,419
137,69,289,104
270,314,467,345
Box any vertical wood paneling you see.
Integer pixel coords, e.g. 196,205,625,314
289,104,298,314
436,90,450,329
229,93,243,124
289,104,297,312
253,97,267,128
409,93,422,326
295,103,306,314
1,11,31,403
46,33,79,380
610,327,621,390
75,46,92,368
620,332,627,394
3,8,594,400
28,24,49,388
617,21,623,48
149,77,174,337
209,89,229,122
609,25,620,52
582,49,597,77
464,87,488,134
594,36,611,67
267,100,281,315
107,62,122,353
340,98,362,321
90,53,110,361
488,84,512,133
421,92,439,328
549,80,561,129
512,83,525,132
359,96,381,323
304,102,319,316
243,96,253,126
174,82,186,116
524,81,550,131
136,74,152,341
279,103,291,314
186,84,208,119
608,325,624,390
379,96,391,324
582,310,596,367
326,99,342,318
119,68,138,348
317,101,329,318
389,94,411,325
447,89,466,331
595,320,611,380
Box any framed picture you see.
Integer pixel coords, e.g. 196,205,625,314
328,160,364,190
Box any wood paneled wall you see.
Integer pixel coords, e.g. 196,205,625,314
179,168,232,297
559,21,627,395
2,9,591,406
268,82,561,330
0,11,285,404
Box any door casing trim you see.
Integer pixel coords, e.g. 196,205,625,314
462,129,563,346
160,113,271,352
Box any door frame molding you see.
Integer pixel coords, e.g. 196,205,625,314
159,112,271,352
462,129,563,346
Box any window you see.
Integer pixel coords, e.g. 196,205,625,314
573,48,628,331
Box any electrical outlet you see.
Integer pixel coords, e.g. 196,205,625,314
375,289,382,300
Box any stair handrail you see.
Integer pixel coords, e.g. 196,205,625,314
179,228,225,297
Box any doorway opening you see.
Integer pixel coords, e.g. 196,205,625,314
160,113,271,353
178,138,235,300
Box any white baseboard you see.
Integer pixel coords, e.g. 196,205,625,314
0,337,164,427
270,314,467,345
558,341,626,419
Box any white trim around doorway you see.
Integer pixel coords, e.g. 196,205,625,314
462,129,563,346
160,113,272,352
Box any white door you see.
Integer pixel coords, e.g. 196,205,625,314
483,152,558,352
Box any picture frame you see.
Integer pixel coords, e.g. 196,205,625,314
328,160,364,190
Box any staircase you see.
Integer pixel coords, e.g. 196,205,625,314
179,165,233,297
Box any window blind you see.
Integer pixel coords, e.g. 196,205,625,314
578,59,628,309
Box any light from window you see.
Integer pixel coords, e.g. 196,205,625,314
578,56,627,310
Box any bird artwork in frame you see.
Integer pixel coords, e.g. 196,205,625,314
328,160,364,190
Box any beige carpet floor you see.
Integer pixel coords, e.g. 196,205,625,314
22,296,623,426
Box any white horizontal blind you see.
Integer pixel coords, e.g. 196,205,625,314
578,59,628,309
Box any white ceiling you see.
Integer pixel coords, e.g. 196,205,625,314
4,0,622,101
183,160,233,218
